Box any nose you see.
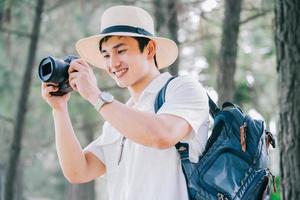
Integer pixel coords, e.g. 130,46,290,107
110,54,121,69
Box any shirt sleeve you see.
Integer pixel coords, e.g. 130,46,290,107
83,122,122,165
157,76,209,139
84,135,106,164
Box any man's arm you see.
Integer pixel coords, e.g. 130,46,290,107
93,99,192,149
90,79,208,149
53,107,106,183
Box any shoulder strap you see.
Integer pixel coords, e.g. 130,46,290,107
154,76,190,161
153,75,221,161
154,76,178,113
208,95,220,118
154,76,220,118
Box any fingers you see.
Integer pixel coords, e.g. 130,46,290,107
68,59,90,74
76,58,90,67
42,82,59,88
41,82,59,98
69,72,79,91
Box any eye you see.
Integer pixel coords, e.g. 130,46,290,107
118,49,127,54
103,54,110,59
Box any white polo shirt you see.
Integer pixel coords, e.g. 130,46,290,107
84,72,209,200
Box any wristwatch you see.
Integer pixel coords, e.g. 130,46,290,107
94,91,114,112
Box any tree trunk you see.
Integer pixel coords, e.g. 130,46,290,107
154,0,166,34
275,0,300,199
217,0,242,104
167,0,179,75
4,0,44,199
2,0,12,56
153,0,180,75
0,164,3,200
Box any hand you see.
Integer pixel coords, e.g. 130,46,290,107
68,59,101,104
41,82,71,110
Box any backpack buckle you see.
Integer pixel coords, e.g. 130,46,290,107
217,193,228,200
265,130,275,155
175,142,189,161
265,130,275,148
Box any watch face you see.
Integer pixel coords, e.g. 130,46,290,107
101,92,114,102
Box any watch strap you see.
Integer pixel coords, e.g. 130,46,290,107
94,98,105,112
94,92,114,112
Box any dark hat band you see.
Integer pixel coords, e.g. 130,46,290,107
101,25,153,36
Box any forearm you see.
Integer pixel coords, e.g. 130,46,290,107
52,107,88,181
99,100,171,148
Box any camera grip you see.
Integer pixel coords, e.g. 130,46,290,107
49,82,73,96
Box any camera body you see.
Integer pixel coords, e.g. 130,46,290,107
38,55,78,96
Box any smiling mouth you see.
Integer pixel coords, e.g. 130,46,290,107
114,68,128,78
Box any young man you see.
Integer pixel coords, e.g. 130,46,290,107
41,5,209,200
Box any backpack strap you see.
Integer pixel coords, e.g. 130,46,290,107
154,76,190,161
208,95,220,118
154,76,220,161
154,76,220,117
154,76,178,113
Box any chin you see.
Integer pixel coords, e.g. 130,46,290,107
116,80,129,88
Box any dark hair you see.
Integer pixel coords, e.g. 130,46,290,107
99,36,158,68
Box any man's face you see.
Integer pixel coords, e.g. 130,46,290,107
100,36,153,88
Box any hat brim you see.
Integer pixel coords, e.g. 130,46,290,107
75,33,178,69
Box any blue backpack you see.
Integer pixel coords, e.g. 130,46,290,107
154,76,276,200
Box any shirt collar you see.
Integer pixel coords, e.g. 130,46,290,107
142,72,172,94
126,72,172,106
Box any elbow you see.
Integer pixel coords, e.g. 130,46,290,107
152,129,175,149
66,176,82,184
154,139,173,149
64,171,87,184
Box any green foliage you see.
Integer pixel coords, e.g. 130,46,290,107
271,176,281,200
234,81,252,108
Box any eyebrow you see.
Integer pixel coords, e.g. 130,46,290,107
100,43,127,54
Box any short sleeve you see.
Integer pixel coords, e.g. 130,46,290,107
84,135,106,164
157,76,209,139
84,122,122,165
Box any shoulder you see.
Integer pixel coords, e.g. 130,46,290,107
166,75,207,101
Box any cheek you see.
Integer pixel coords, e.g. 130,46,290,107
129,56,148,73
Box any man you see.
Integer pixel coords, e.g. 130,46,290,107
41,5,209,200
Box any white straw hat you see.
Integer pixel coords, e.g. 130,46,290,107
75,5,178,69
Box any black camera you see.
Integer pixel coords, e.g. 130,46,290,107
38,55,78,96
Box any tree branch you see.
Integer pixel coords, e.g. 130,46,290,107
45,0,74,13
182,0,206,5
180,33,219,47
240,10,272,25
199,12,221,27
0,113,14,124
0,27,32,38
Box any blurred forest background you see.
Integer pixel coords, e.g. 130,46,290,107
0,0,299,199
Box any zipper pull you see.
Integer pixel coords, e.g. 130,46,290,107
240,122,247,152
117,137,126,165
269,170,277,193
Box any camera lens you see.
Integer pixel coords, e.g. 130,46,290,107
39,57,53,81
38,56,69,83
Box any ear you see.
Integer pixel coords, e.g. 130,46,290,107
146,40,157,60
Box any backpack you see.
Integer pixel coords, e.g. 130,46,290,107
154,76,276,200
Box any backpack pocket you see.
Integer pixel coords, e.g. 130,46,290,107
234,168,270,200
187,147,252,200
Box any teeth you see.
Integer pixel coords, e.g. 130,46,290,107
115,68,127,76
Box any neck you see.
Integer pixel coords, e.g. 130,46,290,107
128,69,160,103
